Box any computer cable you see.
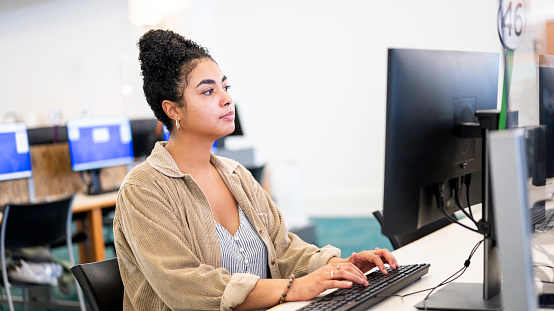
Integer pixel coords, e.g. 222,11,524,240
463,174,475,220
534,264,554,285
452,176,479,228
435,183,479,233
418,238,484,311
454,184,479,227
534,264,554,269
375,239,484,310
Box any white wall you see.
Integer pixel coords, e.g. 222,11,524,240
0,0,510,217
185,0,504,217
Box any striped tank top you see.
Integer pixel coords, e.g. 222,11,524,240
214,206,269,279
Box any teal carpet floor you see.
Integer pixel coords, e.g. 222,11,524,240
310,217,393,256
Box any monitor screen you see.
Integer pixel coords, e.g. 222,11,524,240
162,124,170,141
382,48,499,237
130,118,158,158
0,123,32,181
538,54,554,179
27,125,68,145
67,116,134,172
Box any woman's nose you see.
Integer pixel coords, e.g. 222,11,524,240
221,90,233,107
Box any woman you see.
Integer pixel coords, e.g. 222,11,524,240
113,29,398,311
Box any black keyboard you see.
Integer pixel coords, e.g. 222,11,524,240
298,263,430,311
536,208,554,231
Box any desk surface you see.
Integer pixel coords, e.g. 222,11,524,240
272,210,554,311
73,191,118,214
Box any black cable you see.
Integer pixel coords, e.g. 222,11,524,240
435,185,479,233
375,239,484,305
535,264,554,269
439,205,479,233
534,264,554,284
463,174,474,220
454,184,478,227
419,239,484,310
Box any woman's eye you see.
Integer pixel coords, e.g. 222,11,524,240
203,89,214,95
224,85,231,92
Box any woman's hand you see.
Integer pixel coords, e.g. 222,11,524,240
285,262,369,301
281,248,399,303
328,248,399,275
348,248,399,274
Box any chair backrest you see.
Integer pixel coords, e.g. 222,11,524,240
1,194,87,311
71,257,124,311
2,194,74,249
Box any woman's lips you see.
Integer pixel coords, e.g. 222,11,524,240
220,111,234,120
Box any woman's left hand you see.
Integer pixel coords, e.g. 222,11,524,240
329,248,399,275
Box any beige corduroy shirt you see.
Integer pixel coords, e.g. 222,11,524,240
113,142,341,310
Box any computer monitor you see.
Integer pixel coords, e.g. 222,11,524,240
538,54,554,179
382,48,499,235
381,48,501,310
130,118,158,158
0,123,32,181
66,116,134,194
27,125,68,145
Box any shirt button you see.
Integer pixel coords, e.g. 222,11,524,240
234,236,240,241
259,230,263,234
239,248,244,252
244,259,249,264
271,259,276,265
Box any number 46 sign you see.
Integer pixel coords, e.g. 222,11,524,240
498,0,526,50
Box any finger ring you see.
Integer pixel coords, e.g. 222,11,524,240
331,270,334,279
336,265,341,270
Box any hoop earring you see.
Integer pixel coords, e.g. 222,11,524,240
175,119,181,130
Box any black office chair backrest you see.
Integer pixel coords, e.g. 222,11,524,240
1,194,87,311
3,194,74,249
71,257,124,311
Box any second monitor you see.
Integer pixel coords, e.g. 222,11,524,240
67,116,134,195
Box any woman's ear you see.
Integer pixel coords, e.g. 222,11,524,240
162,100,180,121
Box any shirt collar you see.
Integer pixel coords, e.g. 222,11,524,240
146,141,240,178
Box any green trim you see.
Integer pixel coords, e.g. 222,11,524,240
499,49,514,130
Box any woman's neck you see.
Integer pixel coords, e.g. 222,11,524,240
164,134,214,175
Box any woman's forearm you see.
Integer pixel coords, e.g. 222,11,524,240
234,278,291,311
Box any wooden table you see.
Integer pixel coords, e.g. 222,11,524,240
72,191,118,263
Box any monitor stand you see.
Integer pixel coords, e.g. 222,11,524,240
84,169,118,195
85,169,103,195
415,283,501,311
415,110,501,311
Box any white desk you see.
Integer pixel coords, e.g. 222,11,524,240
272,210,554,310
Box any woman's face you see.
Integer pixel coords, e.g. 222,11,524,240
178,59,235,140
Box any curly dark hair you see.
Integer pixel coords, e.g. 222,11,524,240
138,29,213,132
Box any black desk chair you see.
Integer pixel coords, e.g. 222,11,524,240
373,210,452,250
71,257,124,311
1,194,86,311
